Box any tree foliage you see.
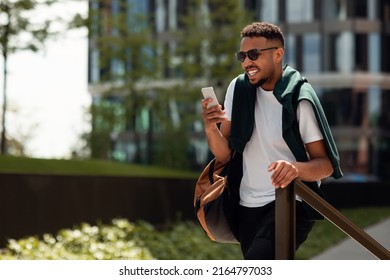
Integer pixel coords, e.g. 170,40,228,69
0,218,242,260
175,0,250,96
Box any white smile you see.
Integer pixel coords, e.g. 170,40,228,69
247,69,259,77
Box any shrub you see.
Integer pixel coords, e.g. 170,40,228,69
0,219,242,260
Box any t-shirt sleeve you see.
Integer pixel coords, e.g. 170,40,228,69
297,100,323,144
223,78,237,121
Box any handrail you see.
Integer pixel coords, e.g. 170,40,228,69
275,179,390,260
275,182,296,259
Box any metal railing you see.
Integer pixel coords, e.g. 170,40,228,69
275,179,390,260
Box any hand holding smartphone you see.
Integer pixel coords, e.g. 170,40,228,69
201,87,219,108
201,86,228,121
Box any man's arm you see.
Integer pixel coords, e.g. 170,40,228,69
268,139,333,188
201,99,232,163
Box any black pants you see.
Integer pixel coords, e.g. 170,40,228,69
238,201,315,260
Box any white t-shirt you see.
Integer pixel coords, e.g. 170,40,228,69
224,77,323,207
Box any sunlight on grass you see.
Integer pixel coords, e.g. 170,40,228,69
0,156,197,179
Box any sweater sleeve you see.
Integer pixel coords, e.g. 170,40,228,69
300,84,343,179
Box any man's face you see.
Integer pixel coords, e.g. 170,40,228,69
238,36,283,90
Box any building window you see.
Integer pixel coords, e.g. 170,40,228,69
323,32,357,73
337,32,354,72
350,0,368,18
380,0,390,22
355,34,368,71
381,34,390,72
368,33,380,72
313,0,322,20
323,33,337,71
285,34,296,69
259,0,279,23
322,0,347,20
286,0,314,22
295,35,303,71
303,33,321,73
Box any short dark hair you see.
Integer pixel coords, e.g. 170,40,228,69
240,22,285,47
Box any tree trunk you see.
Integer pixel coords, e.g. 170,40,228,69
1,51,7,155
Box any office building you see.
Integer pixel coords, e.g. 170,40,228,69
88,0,390,180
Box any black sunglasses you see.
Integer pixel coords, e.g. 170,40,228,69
235,47,278,62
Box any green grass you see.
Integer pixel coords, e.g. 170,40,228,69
296,207,390,259
0,155,198,179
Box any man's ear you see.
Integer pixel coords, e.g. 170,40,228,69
275,48,284,63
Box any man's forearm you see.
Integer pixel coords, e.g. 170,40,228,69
205,125,231,163
293,157,333,182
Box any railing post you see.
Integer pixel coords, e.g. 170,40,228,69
275,182,296,259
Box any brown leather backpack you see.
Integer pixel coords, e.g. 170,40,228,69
194,157,239,244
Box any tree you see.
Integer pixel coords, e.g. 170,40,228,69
84,1,158,163
0,0,56,154
175,0,251,96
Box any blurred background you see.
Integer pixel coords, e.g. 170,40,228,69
1,0,390,181
1,0,390,260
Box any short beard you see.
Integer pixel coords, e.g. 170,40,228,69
252,78,267,88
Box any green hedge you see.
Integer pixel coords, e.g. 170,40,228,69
0,219,242,260
1,207,389,260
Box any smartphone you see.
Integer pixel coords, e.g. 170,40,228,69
201,87,219,108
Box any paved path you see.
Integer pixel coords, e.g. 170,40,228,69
312,217,390,260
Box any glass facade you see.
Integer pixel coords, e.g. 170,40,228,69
302,33,320,74
287,0,314,22
88,0,390,180
265,0,390,181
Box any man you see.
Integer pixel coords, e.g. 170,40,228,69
201,22,342,259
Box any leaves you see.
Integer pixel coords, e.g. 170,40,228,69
1,208,389,260
0,219,154,260
0,0,57,54
0,218,242,260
